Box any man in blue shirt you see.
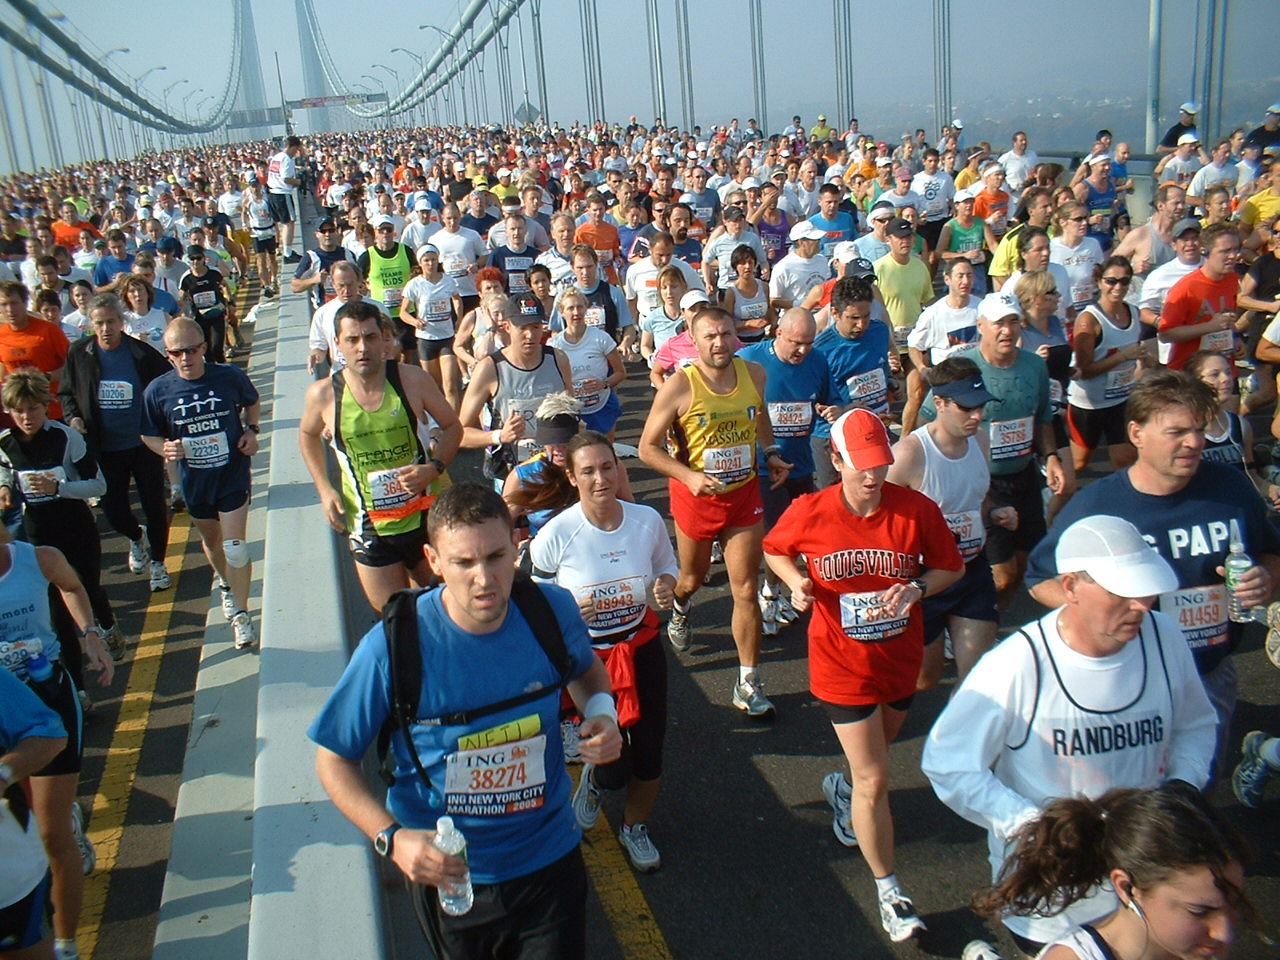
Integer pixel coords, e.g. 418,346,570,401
310,483,620,960
142,318,260,649
740,307,840,633
810,276,893,487
808,183,857,259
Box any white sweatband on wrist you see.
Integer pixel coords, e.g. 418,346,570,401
584,692,617,723
491,429,501,445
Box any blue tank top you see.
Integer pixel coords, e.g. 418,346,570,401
1083,180,1118,249
0,541,59,679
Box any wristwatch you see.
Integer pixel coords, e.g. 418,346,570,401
906,577,927,595
428,457,446,475
245,424,261,434
374,823,401,858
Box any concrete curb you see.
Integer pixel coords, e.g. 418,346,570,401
245,284,387,957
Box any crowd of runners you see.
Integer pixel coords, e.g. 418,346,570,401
4,100,1280,960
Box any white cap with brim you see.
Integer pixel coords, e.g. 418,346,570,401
1177,133,1200,146
1054,515,1178,598
979,291,1023,321
789,220,826,243
1180,102,1200,114
679,290,710,310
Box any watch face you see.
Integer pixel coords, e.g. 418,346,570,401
375,832,390,856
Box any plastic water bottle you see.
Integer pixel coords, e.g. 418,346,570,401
433,816,473,916
1224,519,1254,624
24,651,61,705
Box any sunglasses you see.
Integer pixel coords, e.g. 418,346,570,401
167,343,204,357
1067,215,1089,223
1100,276,1132,286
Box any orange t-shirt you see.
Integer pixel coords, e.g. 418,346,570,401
1158,268,1239,370
573,221,622,284
762,482,963,705
51,219,99,250
0,317,70,419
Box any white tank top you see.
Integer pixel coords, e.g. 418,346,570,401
1036,926,1115,960
1067,303,1139,411
996,610,1178,944
911,425,989,561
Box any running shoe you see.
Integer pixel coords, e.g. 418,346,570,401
128,526,149,574
962,939,1004,960
667,606,691,652
232,611,256,650
572,764,601,831
618,823,661,872
219,580,237,621
168,487,185,513
103,624,126,662
732,675,775,719
54,939,81,960
78,689,93,717
774,593,799,625
759,590,779,637
879,891,927,942
821,771,858,847
709,540,723,564
561,719,582,765
283,252,301,264
1264,601,1280,669
150,561,171,592
1232,730,1272,808
71,801,96,875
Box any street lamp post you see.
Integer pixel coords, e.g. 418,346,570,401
374,63,399,126
136,66,166,154
162,79,189,151
391,48,425,128
101,48,130,161
361,74,388,129
420,24,464,128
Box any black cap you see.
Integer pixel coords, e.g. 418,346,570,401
201,216,217,228
186,244,206,259
722,205,745,221
509,294,547,326
157,237,181,253
886,217,914,238
316,216,337,230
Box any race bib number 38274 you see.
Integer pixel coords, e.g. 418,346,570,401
444,734,548,816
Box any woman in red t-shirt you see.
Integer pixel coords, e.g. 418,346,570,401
763,409,962,943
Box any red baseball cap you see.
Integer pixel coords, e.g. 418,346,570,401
832,409,893,471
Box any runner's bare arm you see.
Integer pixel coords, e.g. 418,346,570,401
298,379,345,532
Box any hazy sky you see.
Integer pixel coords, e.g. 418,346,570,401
2,0,1278,173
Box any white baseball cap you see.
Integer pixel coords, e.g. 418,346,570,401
1054,516,1177,598
979,291,1023,321
789,220,826,243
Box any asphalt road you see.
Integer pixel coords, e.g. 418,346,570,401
76,332,1280,960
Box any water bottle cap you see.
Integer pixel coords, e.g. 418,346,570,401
436,815,454,834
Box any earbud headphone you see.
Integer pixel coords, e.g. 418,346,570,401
1122,884,1147,923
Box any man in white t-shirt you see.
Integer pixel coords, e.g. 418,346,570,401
267,136,304,262
769,221,830,310
923,515,1215,954
996,132,1039,194
400,197,441,251
625,232,704,325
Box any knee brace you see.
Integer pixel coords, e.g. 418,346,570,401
223,538,250,568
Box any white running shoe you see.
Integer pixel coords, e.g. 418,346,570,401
219,580,237,621
232,611,256,649
128,526,149,574
572,765,601,831
962,939,1004,960
150,561,171,592
774,593,799,624
618,822,661,872
879,891,927,942
71,801,95,875
731,675,776,719
759,590,779,637
821,771,858,847
561,719,583,765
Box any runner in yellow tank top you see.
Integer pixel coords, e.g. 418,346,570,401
674,357,762,495
640,306,792,720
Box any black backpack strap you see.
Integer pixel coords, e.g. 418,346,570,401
1007,627,1042,751
377,587,431,790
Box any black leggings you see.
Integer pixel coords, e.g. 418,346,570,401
196,310,227,362
99,444,169,561
26,502,115,689
594,635,668,790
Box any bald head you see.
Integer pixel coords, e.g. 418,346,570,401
774,307,817,363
